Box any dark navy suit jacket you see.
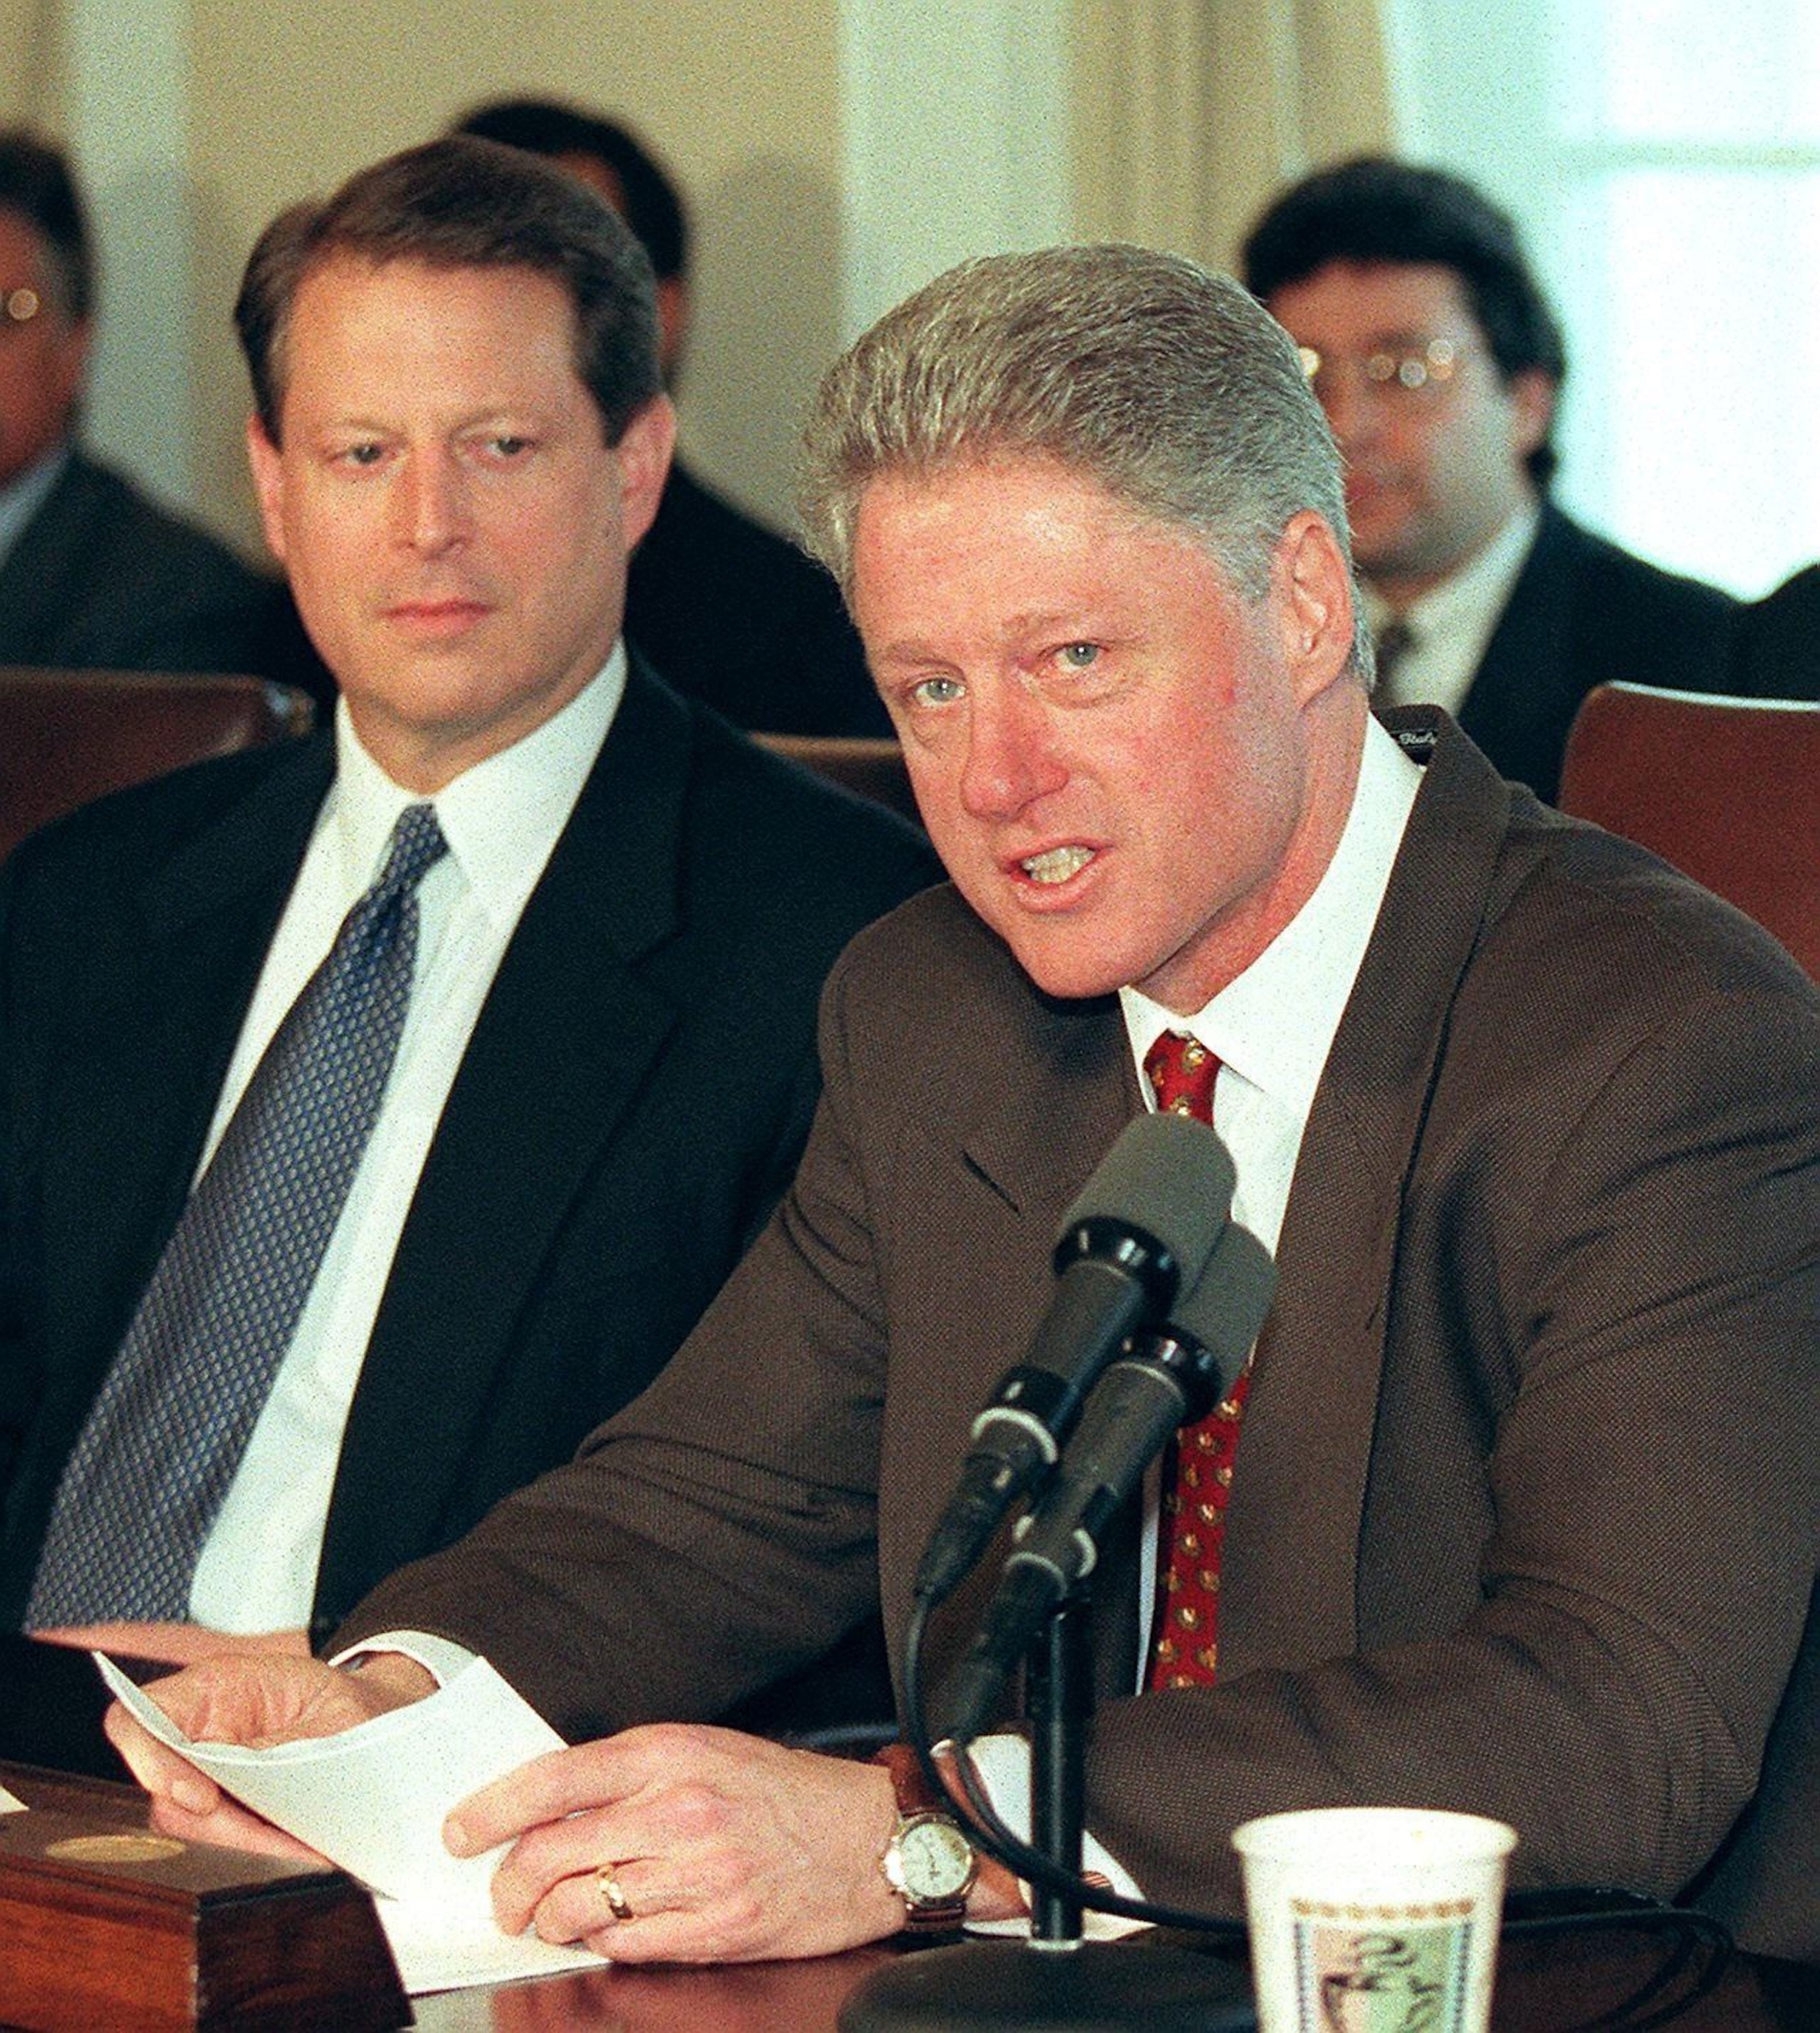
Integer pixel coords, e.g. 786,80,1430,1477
1452,500,1738,801
0,662,938,1641
0,449,291,680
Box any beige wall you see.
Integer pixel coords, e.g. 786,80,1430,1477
0,0,60,128
184,0,846,555
36,1,1377,563
52,0,846,557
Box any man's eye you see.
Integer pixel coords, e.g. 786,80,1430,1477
1058,643,1101,669
339,442,385,468
909,675,964,707
490,435,530,457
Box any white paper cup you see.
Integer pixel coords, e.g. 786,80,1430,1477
1233,1806,1517,2033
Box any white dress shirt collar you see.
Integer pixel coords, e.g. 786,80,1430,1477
1120,714,1422,1148
1364,500,1540,717
324,641,627,921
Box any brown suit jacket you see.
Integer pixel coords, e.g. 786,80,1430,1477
347,713,1819,1953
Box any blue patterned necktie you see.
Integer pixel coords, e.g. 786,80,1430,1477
25,802,449,1628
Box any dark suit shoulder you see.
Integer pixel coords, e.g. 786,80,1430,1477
1728,563,1820,701
1461,503,1739,799
649,464,819,581
655,682,940,955
835,880,1004,992
1540,503,1734,615
1418,725,1817,1079
822,880,1126,1132
0,453,285,676
1,735,324,911
1504,791,1811,1003
1524,504,1737,682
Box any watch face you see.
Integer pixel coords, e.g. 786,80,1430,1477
897,1815,976,1901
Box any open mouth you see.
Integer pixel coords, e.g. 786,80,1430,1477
1019,844,1096,885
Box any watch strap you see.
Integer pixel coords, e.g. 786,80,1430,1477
874,1740,948,1815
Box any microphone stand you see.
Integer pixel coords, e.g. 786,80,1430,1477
838,1586,1255,2031
1027,1590,1090,1946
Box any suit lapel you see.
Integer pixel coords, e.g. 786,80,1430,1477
1219,713,1516,1679
945,985,1154,1700
1457,501,1584,797
956,989,1137,1224
323,670,694,1587
0,457,95,662
45,741,334,1382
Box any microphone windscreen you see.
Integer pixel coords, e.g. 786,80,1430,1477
1168,1217,1278,1394
1057,1110,1238,1289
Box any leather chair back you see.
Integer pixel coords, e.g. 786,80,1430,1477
0,666,314,864
1557,682,1820,979
754,733,920,828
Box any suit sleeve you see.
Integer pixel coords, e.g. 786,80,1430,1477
1085,973,1819,1912
335,951,895,1738
0,862,23,1498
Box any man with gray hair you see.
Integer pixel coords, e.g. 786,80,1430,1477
113,245,1816,1966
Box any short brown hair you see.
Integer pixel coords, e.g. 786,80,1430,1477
236,136,661,445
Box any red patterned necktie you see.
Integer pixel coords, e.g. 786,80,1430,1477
1142,1028,1251,1690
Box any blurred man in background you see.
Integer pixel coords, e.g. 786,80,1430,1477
0,130,308,686
1244,157,1737,801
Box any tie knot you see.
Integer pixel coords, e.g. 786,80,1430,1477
373,803,449,904
1144,1030,1218,1123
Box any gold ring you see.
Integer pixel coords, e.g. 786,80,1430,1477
595,1862,634,1922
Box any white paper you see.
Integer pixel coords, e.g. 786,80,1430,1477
377,1896,604,1993
0,1782,25,1814
96,1652,604,1993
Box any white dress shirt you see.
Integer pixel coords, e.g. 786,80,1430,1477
189,649,626,1629
1365,501,1539,715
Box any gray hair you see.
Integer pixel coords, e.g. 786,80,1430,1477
800,242,1367,670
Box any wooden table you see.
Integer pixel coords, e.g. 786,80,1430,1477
6,1758,1805,2033
404,1927,1815,2032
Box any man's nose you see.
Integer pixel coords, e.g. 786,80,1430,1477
958,682,1068,821
394,451,471,555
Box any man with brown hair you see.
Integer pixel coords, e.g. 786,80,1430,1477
1,138,934,1674
1243,158,1738,801
453,96,884,738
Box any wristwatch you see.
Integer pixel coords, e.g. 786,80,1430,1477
873,1741,978,1933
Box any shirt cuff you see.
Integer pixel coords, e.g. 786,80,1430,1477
960,1733,1146,1940
326,1629,477,1687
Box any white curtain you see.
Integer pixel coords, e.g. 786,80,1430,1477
1070,0,1400,274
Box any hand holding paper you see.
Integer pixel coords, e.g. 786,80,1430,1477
99,1651,602,1991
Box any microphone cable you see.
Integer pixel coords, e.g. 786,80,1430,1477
898,1590,1736,2030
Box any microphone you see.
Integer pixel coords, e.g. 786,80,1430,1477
938,1215,1277,1742
913,1112,1237,1605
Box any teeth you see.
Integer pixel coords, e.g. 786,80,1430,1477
1021,846,1094,885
